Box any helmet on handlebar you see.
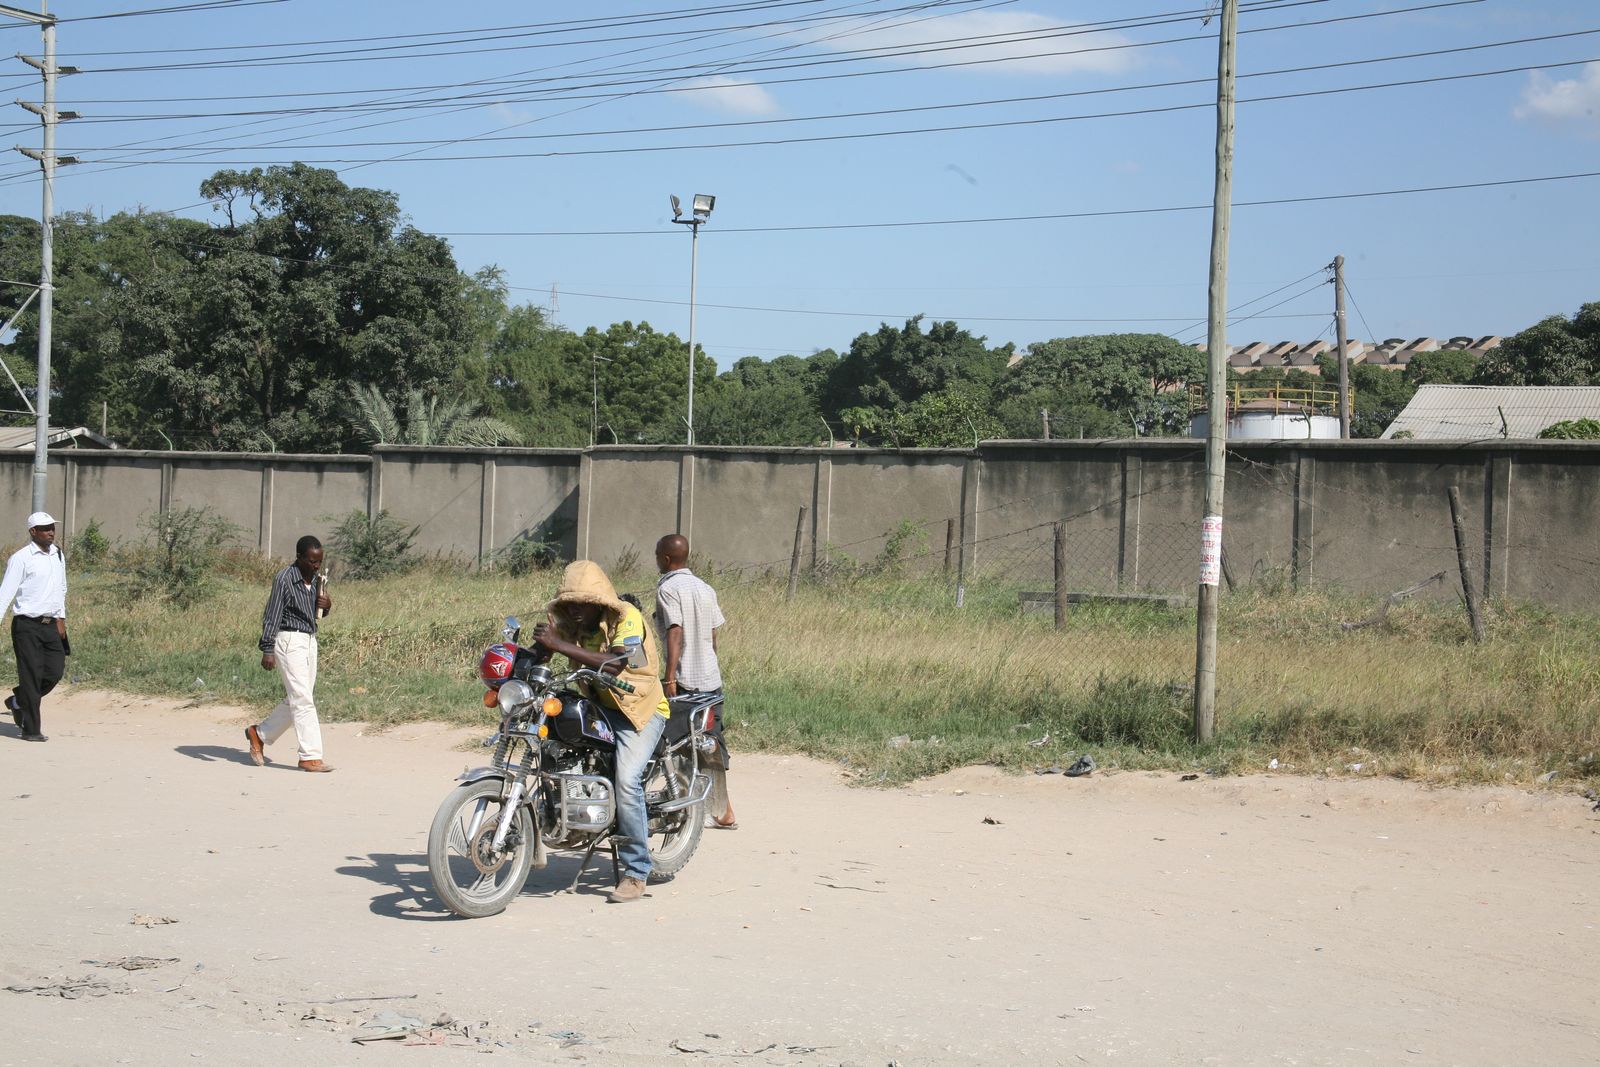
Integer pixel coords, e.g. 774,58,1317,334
477,643,517,688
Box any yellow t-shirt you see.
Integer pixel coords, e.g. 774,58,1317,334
575,603,670,719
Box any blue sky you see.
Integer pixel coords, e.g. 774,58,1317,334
0,0,1596,371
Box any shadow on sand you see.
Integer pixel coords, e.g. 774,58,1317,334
336,849,623,921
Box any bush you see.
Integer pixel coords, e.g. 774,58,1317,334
73,518,111,569
494,525,565,576
127,507,240,606
327,509,419,580
1538,418,1600,440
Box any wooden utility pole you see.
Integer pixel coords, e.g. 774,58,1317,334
1193,0,1236,744
1042,409,1052,440
1334,254,1350,438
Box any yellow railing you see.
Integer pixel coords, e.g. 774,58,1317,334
1187,382,1350,415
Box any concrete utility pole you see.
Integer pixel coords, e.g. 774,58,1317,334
1193,0,1236,744
6,1,79,512
1041,408,1051,440
1333,254,1350,438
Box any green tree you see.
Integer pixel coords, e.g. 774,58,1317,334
349,384,522,447
565,320,716,443
479,304,589,446
697,352,835,445
1473,302,1600,385
823,317,1010,422
1405,348,1479,387
96,164,483,450
1000,333,1204,434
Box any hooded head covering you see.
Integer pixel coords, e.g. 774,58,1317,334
544,559,627,625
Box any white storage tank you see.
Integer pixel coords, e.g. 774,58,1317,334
1186,383,1347,439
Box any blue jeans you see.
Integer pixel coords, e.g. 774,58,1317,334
606,709,667,882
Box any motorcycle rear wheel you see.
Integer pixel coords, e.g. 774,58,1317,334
646,752,704,881
427,779,535,919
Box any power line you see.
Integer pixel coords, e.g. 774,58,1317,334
68,0,1321,74
547,285,1330,323
59,52,1587,165
0,0,981,185
0,0,1462,188
55,26,1600,130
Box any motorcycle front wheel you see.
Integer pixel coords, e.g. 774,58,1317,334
646,752,704,880
427,779,535,918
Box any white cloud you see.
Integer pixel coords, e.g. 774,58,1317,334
1514,61,1600,136
682,77,780,116
799,11,1139,77
489,102,536,125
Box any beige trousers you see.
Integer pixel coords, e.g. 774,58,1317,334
259,631,322,761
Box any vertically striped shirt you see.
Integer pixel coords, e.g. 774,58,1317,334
260,564,322,652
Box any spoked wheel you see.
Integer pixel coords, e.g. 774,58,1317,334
427,779,535,918
645,752,704,881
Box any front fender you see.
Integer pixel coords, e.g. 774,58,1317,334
455,766,507,787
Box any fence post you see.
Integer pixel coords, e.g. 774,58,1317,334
1447,486,1486,642
944,518,956,577
786,503,808,602
1053,521,1067,629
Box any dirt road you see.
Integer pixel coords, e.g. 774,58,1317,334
2,688,1596,1066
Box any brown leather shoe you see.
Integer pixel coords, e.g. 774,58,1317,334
297,759,334,773
244,725,265,766
606,876,647,904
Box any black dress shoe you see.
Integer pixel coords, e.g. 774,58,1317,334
5,695,19,729
21,733,47,742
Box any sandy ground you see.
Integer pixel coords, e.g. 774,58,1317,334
2,688,1597,1067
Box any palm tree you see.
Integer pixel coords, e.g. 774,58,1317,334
350,384,523,447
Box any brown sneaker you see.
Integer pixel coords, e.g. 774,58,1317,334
244,725,265,766
297,759,334,773
606,876,647,904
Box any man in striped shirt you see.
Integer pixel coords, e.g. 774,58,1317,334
244,534,334,772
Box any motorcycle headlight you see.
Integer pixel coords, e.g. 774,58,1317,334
497,679,535,715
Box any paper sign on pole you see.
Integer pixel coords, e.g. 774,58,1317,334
1199,514,1223,587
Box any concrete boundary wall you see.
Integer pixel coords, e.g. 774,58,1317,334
3,440,1597,608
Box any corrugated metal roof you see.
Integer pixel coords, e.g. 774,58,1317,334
1381,385,1600,440
0,425,119,449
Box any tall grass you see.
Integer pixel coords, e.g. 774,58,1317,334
33,567,1600,787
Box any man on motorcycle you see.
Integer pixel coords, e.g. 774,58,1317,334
531,560,670,904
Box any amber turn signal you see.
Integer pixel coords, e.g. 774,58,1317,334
482,688,498,708
537,724,549,739
541,696,562,718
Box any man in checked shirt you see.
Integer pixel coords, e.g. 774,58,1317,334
244,534,334,772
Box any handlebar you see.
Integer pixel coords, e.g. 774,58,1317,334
568,667,635,694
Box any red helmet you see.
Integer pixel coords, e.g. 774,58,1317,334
477,643,517,687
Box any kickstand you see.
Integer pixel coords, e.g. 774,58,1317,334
608,838,622,885
563,831,611,894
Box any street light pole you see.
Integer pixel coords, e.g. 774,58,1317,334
686,219,700,446
670,193,715,447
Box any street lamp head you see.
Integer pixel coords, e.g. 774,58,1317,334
669,194,682,220
691,193,715,220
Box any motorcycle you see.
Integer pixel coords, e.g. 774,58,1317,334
427,616,715,918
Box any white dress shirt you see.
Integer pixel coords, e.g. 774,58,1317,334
0,541,68,621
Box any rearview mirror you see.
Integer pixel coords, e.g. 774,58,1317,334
503,616,521,643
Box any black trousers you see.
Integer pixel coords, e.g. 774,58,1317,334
11,616,64,736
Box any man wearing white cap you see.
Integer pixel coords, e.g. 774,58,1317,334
0,512,69,742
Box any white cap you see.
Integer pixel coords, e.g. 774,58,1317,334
26,511,55,529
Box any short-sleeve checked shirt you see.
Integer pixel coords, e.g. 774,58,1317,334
654,568,725,691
